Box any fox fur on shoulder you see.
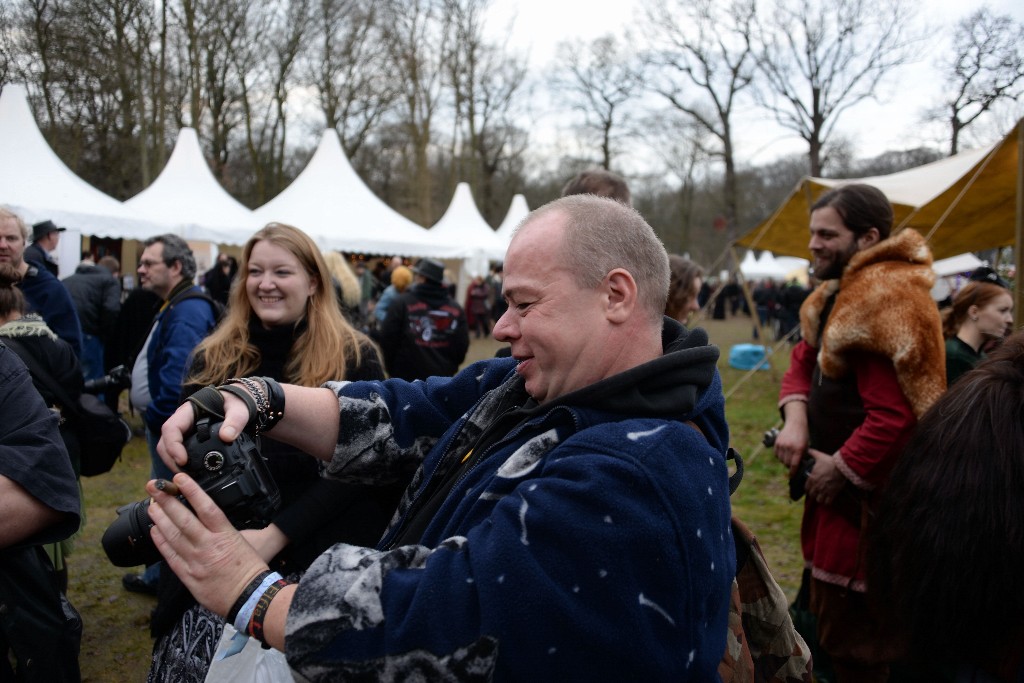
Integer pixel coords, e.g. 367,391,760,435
800,228,946,418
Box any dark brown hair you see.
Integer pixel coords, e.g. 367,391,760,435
0,264,26,319
561,169,631,206
811,183,893,240
868,331,1024,666
665,255,704,321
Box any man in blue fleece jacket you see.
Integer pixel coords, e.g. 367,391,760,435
150,195,735,681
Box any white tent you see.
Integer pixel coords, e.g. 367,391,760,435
0,83,169,275
739,251,790,281
494,193,530,258
125,127,260,245
431,183,508,263
932,252,983,278
431,182,508,303
254,130,463,258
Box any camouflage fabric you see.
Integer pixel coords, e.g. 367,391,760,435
719,517,813,683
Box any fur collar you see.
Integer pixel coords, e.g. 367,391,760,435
800,229,945,417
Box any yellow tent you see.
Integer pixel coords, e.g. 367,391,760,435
736,119,1022,261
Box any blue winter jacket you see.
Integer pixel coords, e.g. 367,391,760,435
285,320,734,681
143,286,217,433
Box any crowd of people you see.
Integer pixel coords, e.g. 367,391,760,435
0,169,1020,682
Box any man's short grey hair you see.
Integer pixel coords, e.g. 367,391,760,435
144,234,197,280
0,208,29,241
519,195,670,322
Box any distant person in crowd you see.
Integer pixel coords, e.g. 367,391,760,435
778,279,810,342
201,252,237,307
0,263,83,592
0,209,83,356
354,260,376,319
968,264,1010,289
752,279,778,339
63,253,121,382
664,255,703,325
148,224,403,683
561,168,632,205
869,331,1024,681
124,235,218,595
147,194,733,680
322,250,365,328
371,260,388,300
941,280,1013,385
25,219,65,277
466,274,492,338
104,285,162,412
378,257,469,380
0,339,82,681
487,263,506,322
773,184,945,682
373,264,412,327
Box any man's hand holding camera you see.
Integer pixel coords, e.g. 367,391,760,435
146,473,271,617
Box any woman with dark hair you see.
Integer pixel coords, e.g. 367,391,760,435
941,280,1013,385
868,331,1024,680
665,255,704,325
148,223,404,682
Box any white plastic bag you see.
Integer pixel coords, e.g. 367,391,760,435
204,623,293,683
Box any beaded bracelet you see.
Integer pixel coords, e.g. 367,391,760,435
247,577,290,645
223,377,270,434
226,569,274,626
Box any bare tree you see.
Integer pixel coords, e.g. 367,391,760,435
379,0,452,225
311,0,398,158
643,0,756,241
941,7,1024,155
755,0,919,176
445,0,529,223
552,34,643,171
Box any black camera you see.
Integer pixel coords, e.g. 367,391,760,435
102,417,281,567
83,364,131,394
762,427,814,501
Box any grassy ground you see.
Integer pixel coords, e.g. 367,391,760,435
71,314,801,680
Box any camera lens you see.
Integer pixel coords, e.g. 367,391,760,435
102,499,163,567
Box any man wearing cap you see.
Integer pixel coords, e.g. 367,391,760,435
378,258,469,380
0,209,83,356
26,220,65,277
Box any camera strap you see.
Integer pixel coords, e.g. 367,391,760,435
187,385,227,424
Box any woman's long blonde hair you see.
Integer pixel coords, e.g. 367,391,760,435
187,223,367,387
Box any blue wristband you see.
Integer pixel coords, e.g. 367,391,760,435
233,571,283,634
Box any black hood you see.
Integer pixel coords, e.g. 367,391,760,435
546,317,720,420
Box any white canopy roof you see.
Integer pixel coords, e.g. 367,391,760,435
932,252,983,277
125,127,260,244
431,182,508,264
0,83,166,240
254,130,463,258
494,193,530,258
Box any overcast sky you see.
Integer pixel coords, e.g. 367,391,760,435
485,0,1024,171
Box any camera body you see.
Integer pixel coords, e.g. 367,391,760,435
102,418,280,567
762,427,814,501
83,364,131,394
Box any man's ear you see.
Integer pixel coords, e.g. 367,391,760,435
604,268,638,323
857,227,881,250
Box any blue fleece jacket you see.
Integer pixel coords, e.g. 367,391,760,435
285,321,734,681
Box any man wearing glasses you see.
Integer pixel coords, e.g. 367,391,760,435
125,235,218,595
